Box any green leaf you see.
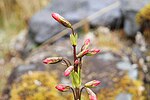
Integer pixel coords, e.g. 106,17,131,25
70,34,78,46
70,71,81,88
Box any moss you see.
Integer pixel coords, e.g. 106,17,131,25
10,71,67,100
97,75,145,100
136,4,150,42
136,4,150,26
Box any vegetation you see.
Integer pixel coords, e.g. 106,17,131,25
136,4,150,41
10,72,145,100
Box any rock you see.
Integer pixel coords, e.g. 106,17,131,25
120,0,150,36
29,0,120,44
116,61,132,70
116,93,132,100
97,52,119,61
10,29,35,58
128,68,138,80
7,63,46,85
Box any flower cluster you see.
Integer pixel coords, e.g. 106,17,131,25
43,13,101,100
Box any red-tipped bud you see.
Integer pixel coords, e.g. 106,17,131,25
81,39,90,51
64,66,74,76
55,84,70,92
74,59,79,65
86,49,100,56
85,80,101,88
77,49,89,58
52,13,72,28
43,57,63,64
86,88,97,100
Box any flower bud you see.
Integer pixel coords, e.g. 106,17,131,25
64,66,74,76
77,49,89,58
86,88,97,100
74,59,79,65
85,80,101,88
43,57,63,64
52,13,72,28
81,39,90,51
55,84,70,92
86,49,100,56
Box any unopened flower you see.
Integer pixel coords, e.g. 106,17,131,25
81,39,90,51
52,13,72,28
43,57,63,64
86,49,100,56
85,80,101,88
55,84,70,92
64,66,74,76
86,88,97,100
74,59,79,65
77,49,89,58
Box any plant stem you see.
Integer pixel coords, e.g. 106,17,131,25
73,45,78,72
70,87,76,100
79,86,85,99
71,27,80,100
75,88,80,100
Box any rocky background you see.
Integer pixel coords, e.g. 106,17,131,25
0,0,150,100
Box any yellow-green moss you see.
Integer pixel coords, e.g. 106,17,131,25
136,4,150,41
97,75,145,100
10,71,67,100
136,4,150,25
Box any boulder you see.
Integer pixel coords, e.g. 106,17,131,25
29,0,120,44
120,0,150,36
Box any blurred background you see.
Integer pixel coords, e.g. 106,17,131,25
0,0,150,100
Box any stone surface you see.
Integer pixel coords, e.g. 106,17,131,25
120,0,150,36
29,0,120,44
116,93,132,100
7,63,46,85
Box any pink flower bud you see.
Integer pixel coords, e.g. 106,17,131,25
43,57,63,64
64,66,74,76
86,49,100,56
85,80,101,87
77,49,89,58
74,59,79,65
55,84,70,92
81,39,90,51
52,13,72,28
86,88,97,100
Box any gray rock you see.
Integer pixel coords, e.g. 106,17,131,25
116,93,132,100
29,0,120,44
7,63,46,85
128,68,138,80
120,0,150,36
117,61,132,70
97,52,117,61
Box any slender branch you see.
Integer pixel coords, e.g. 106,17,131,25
79,86,85,99
79,58,82,69
71,27,75,36
62,60,69,67
63,58,72,66
70,87,76,100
